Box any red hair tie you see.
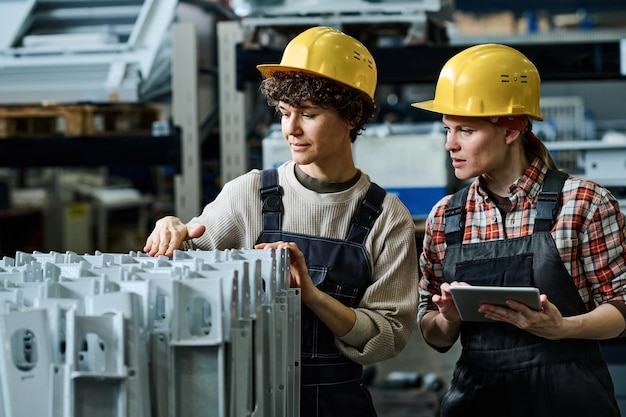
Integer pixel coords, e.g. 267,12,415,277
480,116,540,142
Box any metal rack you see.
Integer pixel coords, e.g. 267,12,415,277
0,20,210,229
0,0,178,104
0,132,181,168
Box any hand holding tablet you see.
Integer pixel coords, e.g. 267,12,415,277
450,285,541,322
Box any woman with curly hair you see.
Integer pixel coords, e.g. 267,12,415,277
144,26,420,417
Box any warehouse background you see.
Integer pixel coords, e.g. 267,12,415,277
0,1,625,416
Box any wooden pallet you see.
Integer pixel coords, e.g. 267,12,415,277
0,103,161,138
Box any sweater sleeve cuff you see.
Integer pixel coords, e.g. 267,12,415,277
338,309,378,349
181,240,194,251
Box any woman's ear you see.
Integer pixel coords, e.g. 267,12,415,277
504,128,521,145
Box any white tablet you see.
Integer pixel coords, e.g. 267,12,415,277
450,285,541,322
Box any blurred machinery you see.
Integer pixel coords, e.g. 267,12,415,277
0,0,178,104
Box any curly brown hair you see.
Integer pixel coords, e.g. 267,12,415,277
259,71,377,142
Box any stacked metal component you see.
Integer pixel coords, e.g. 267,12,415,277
0,248,300,417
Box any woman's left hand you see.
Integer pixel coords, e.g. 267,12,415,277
478,294,565,340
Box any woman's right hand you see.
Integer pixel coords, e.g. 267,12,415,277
143,216,205,257
433,281,468,323
420,281,467,348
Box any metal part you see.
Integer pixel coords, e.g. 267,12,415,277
0,248,299,417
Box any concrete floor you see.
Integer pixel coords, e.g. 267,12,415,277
373,324,461,384
368,324,462,417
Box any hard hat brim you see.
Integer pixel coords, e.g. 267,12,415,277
411,100,544,121
257,64,322,79
257,63,376,102
411,100,435,113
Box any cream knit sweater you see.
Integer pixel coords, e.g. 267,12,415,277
185,161,420,365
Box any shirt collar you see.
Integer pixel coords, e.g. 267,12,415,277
475,157,548,201
517,158,549,200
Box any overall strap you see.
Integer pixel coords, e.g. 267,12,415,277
259,169,283,232
444,185,470,246
443,169,569,245
346,182,386,245
534,169,569,233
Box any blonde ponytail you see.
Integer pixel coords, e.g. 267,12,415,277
523,134,559,170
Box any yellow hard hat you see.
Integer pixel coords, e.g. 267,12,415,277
257,26,377,102
412,44,543,121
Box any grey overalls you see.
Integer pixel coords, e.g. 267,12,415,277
441,169,620,417
256,169,384,417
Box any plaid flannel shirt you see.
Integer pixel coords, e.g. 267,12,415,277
418,158,626,319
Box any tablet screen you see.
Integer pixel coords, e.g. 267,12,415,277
450,285,541,322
